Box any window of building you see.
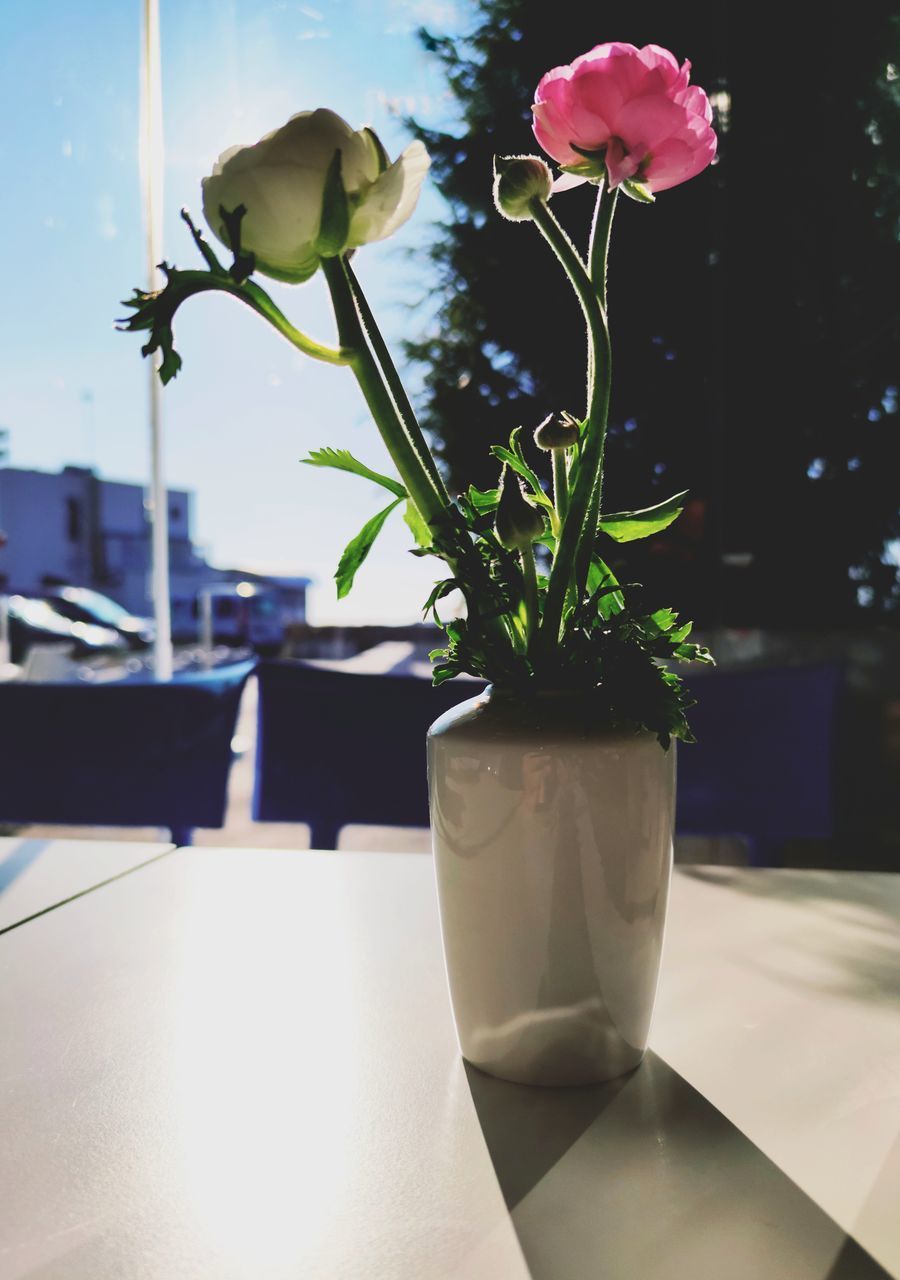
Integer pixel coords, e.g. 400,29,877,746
66,498,82,543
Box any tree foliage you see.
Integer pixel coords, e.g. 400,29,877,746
407,1,900,623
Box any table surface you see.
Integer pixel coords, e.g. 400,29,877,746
0,836,173,933
1,849,898,1280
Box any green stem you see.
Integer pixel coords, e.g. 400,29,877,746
241,277,353,366
529,194,612,650
574,182,618,600
322,257,513,669
176,207,354,367
344,258,450,504
521,544,539,651
321,256,447,527
125,268,353,369
324,256,512,666
552,449,569,525
574,482,602,599
588,179,617,308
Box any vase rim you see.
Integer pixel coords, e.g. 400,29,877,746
487,683,603,700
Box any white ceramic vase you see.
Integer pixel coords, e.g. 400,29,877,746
427,687,676,1087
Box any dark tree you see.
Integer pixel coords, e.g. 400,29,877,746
406,1,900,625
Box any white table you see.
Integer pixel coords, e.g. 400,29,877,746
0,836,173,933
0,850,897,1278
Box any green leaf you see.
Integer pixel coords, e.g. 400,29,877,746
404,500,431,548
314,149,351,257
586,556,625,617
335,497,402,599
674,642,715,664
466,484,500,514
491,446,550,505
432,663,460,686
621,177,655,204
490,428,553,511
422,578,459,623
648,607,678,634
561,145,607,181
302,448,407,499
599,490,688,542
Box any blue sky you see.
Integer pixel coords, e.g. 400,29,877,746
0,0,476,624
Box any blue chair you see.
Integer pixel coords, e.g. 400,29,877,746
0,660,254,845
253,659,481,849
677,663,845,865
254,658,843,863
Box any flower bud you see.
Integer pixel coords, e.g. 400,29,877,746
495,465,544,550
534,412,581,451
493,155,553,221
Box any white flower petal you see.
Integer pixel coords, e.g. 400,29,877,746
262,109,377,190
201,110,424,280
551,170,587,194
202,162,325,280
348,140,430,246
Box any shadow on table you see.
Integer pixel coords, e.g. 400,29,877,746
466,1051,890,1280
679,867,900,1008
0,839,49,896
680,866,899,921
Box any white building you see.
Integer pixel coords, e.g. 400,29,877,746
0,464,210,615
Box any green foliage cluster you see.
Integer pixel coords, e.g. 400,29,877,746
303,431,712,747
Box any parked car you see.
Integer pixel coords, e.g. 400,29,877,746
42,586,155,650
6,595,126,664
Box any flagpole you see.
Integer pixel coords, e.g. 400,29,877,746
140,0,173,680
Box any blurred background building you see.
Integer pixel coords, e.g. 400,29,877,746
0,462,309,637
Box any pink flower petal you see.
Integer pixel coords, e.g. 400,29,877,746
677,84,714,125
570,42,640,74
604,137,642,188
637,44,683,82
644,127,717,192
572,45,657,102
532,100,582,166
535,66,574,106
559,68,619,143
614,93,696,151
532,40,717,195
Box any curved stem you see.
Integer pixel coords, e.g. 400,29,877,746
322,256,448,528
588,179,617,309
121,267,353,376
529,195,612,650
344,258,450,503
240,278,353,365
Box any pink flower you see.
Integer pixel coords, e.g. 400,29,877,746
532,42,717,195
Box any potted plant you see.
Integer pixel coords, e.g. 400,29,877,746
122,40,716,1086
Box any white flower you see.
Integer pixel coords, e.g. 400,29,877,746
201,108,430,283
